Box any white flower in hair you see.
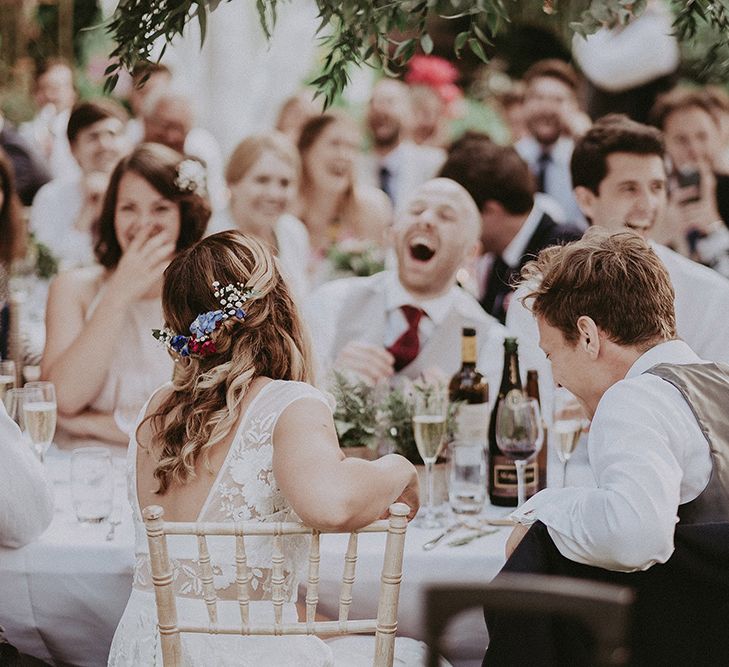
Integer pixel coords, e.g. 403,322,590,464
175,159,208,197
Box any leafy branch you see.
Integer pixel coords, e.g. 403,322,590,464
103,0,729,105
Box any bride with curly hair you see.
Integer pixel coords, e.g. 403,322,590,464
108,230,420,666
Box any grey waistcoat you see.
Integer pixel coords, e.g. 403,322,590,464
646,362,729,523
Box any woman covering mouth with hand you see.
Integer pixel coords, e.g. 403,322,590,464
41,143,210,446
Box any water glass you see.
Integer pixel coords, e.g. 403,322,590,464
71,447,113,524
448,441,486,515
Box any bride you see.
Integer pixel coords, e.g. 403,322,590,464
108,230,420,666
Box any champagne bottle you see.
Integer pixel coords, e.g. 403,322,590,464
526,369,548,492
448,328,489,446
488,337,537,506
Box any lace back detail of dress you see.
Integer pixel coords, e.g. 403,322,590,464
130,380,333,603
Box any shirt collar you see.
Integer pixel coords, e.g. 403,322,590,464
380,142,405,172
384,270,456,325
501,206,543,268
625,339,702,379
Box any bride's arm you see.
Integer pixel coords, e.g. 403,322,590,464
272,397,419,533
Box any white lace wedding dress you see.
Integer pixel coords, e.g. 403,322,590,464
108,380,336,666
108,378,436,667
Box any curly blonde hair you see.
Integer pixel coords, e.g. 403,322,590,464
142,230,314,494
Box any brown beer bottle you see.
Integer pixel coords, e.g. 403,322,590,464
526,369,548,492
448,328,489,445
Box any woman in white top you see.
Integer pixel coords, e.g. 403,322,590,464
215,133,310,299
41,143,210,445
108,231,419,665
296,111,392,284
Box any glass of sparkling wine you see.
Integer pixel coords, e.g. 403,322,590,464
23,382,57,462
71,447,113,524
553,388,587,487
412,385,448,529
0,360,16,403
495,393,544,508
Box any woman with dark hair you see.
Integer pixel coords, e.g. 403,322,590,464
0,149,26,294
108,230,419,665
41,143,210,445
295,112,392,281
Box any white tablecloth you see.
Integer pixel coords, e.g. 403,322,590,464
0,447,514,666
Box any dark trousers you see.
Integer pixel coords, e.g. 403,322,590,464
484,521,729,666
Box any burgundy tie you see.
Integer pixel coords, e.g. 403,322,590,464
387,305,425,371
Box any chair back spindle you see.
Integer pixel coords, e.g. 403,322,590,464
143,502,411,667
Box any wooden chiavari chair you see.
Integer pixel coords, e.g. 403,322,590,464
143,502,410,667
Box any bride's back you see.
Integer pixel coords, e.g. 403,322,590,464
135,376,272,523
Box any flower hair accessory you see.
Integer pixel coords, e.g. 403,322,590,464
175,159,207,197
152,281,257,358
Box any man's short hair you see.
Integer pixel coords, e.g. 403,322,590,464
523,59,579,93
571,114,665,194
439,132,534,215
649,87,720,130
66,99,128,145
521,228,676,347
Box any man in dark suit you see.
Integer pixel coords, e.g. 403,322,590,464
0,112,51,206
440,132,582,323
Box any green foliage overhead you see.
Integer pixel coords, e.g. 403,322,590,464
104,0,729,105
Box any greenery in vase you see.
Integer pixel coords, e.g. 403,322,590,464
103,1,729,107
326,240,386,278
329,370,380,450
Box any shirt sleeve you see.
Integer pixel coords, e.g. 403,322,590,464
511,382,684,572
0,403,54,547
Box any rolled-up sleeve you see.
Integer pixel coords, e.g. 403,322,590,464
0,404,54,548
511,382,686,572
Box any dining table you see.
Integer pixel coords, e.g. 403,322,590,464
0,443,525,667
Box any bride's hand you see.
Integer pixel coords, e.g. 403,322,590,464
381,467,420,522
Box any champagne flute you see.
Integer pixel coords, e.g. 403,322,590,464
0,360,16,402
412,385,448,529
552,388,587,487
495,393,543,507
5,387,32,433
23,382,57,462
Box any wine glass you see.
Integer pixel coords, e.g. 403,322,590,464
495,392,543,507
412,385,448,529
23,381,57,462
552,388,588,487
70,447,113,524
0,360,16,402
5,387,32,433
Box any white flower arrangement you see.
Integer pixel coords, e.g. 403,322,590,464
175,159,208,197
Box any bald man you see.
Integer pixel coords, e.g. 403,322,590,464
305,178,509,385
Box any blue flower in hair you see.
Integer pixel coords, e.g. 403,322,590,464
189,310,225,338
170,335,190,357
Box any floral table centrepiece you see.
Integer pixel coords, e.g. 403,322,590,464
326,239,386,279
330,370,380,459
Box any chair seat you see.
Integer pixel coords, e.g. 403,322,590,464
326,635,451,667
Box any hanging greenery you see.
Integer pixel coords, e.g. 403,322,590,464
103,0,729,105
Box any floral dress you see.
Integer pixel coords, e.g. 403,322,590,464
107,380,335,666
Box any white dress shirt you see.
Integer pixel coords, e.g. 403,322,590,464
0,402,54,548
512,340,712,572
29,176,95,270
383,271,455,347
516,136,586,227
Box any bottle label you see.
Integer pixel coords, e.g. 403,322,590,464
461,336,477,364
454,403,489,445
491,455,538,497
